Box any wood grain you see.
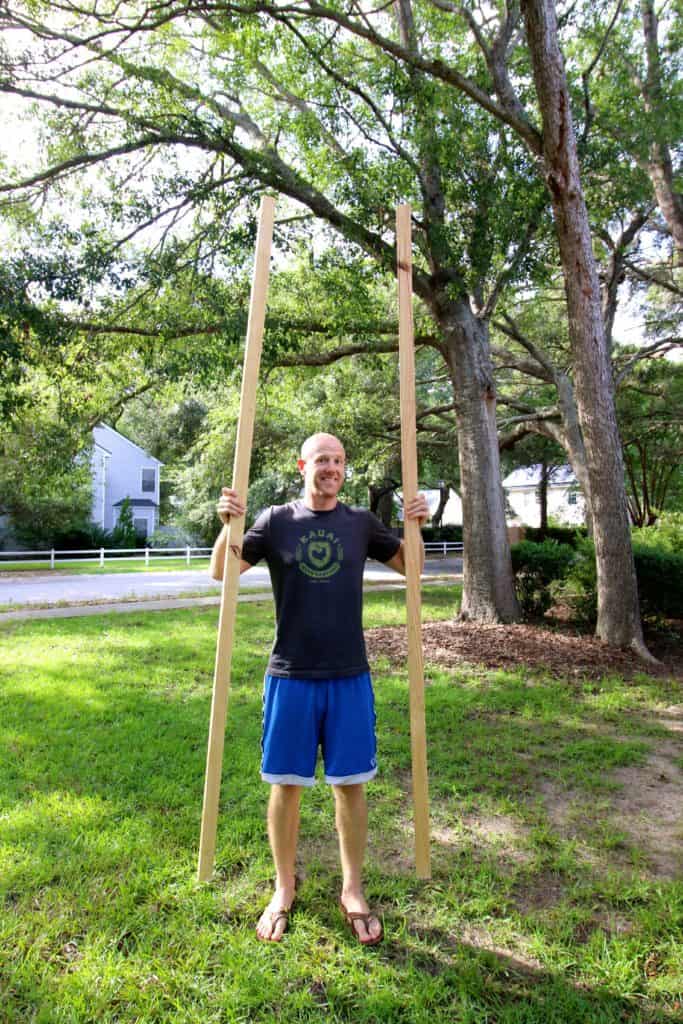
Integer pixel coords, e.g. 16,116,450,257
396,202,431,879
197,195,275,882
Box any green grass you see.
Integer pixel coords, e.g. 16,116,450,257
1,586,681,1023
0,557,212,574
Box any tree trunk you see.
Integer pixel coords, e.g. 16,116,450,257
555,372,594,535
369,481,395,527
440,300,520,622
538,459,549,533
641,0,683,263
433,481,449,527
521,0,650,656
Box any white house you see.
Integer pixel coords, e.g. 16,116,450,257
91,424,163,540
502,464,585,527
396,487,463,525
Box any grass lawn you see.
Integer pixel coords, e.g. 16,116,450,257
0,558,212,575
0,587,681,1023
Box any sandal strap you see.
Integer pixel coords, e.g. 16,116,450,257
267,909,290,923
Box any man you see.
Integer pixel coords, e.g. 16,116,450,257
210,433,427,945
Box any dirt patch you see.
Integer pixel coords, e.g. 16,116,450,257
365,619,683,680
532,749,683,881
431,813,534,867
611,744,683,879
514,869,567,914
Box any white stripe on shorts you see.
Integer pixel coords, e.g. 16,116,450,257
324,767,378,786
261,772,316,786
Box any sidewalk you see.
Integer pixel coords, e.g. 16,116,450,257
0,578,459,624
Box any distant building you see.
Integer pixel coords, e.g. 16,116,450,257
502,465,584,527
396,487,463,525
91,424,163,539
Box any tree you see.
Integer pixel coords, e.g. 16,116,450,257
0,413,94,548
111,497,137,548
0,5,543,621
617,357,683,525
1,0,673,647
520,0,649,653
580,0,683,264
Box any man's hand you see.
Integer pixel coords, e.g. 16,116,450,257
217,487,246,525
404,492,429,527
384,492,428,576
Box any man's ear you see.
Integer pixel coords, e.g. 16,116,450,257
296,458,305,474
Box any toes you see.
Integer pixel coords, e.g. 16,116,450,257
256,913,276,942
256,909,290,942
351,914,381,944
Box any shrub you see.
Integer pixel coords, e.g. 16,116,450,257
633,544,683,619
632,511,683,555
49,521,112,551
511,539,575,617
110,498,138,549
551,539,598,625
554,538,683,625
525,525,587,547
421,525,463,543
150,524,200,549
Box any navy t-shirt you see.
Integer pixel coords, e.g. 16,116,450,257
241,500,401,678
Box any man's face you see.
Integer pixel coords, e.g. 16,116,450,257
298,436,346,499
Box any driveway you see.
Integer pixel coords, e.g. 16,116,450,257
0,557,462,608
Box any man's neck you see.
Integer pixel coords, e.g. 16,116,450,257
303,492,339,512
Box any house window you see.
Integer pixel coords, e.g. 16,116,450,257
141,468,156,493
134,517,148,537
568,491,577,505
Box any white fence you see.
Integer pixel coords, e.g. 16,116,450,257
0,546,213,568
1,541,463,569
424,541,463,557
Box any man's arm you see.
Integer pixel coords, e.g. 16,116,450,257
209,487,253,580
384,494,429,576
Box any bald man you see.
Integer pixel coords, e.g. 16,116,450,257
211,433,428,945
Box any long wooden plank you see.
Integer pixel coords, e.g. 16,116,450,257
396,203,431,879
197,195,275,882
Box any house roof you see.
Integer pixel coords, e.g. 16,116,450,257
113,498,159,508
502,464,577,489
93,423,164,465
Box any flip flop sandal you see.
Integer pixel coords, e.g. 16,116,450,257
256,906,292,943
256,876,301,943
339,902,383,946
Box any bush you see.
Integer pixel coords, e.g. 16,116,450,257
149,524,200,549
632,511,683,554
525,525,587,547
110,498,138,549
554,538,683,625
421,524,463,543
511,539,575,617
551,538,598,625
49,521,112,551
633,544,683,619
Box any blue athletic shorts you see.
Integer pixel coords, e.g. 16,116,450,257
261,672,377,786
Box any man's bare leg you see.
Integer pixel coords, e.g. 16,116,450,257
256,784,301,941
333,783,382,943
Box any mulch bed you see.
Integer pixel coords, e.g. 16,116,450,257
365,619,683,681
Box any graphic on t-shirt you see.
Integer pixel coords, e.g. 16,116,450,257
296,528,344,579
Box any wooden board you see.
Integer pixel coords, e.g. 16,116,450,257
396,202,431,879
197,195,275,882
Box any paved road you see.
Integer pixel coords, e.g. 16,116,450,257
0,557,462,608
